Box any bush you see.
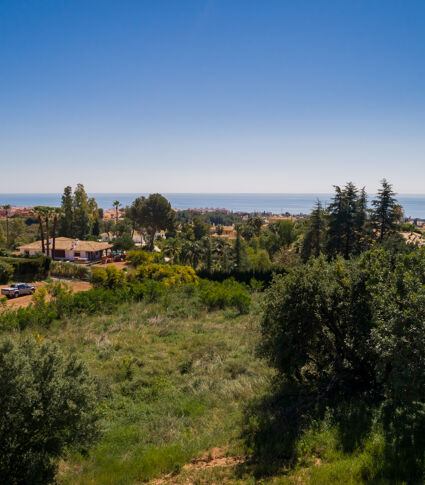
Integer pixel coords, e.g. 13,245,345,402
199,278,251,313
91,266,126,289
0,255,50,281
196,268,280,286
136,263,198,287
127,249,162,267
50,261,90,280
0,338,99,484
0,260,13,284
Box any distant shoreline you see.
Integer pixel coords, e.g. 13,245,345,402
2,193,425,218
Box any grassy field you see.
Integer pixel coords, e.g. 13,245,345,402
6,289,269,484
3,286,398,484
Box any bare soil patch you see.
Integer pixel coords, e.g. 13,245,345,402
150,447,244,485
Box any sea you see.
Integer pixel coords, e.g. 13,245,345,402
1,193,425,218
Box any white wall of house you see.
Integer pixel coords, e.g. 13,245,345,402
20,249,103,261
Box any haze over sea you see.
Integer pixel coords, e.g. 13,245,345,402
1,193,425,218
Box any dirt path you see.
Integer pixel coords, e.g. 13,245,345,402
0,280,92,311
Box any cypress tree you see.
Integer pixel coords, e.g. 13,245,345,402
59,186,74,237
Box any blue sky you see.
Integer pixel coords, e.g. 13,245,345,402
1,0,425,193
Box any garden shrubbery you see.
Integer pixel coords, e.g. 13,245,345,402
0,260,13,284
0,255,50,281
50,260,90,280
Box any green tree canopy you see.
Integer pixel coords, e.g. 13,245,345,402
253,248,425,479
371,179,399,241
0,338,99,484
300,200,327,262
129,194,176,251
0,223,6,248
59,185,74,237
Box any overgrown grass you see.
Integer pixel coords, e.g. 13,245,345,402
3,285,409,484
4,289,269,484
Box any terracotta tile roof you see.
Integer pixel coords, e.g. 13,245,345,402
19,237,112,252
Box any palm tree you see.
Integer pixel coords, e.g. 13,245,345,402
113,200,121,224
2,205,10,248
33,206,48,254
162,238,181,264
51,208,62,260
45,209,51,257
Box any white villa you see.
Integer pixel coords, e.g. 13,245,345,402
19,237,112,262
100,231,146,245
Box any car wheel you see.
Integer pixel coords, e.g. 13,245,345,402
14,292,19,298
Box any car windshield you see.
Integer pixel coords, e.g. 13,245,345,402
10,284,17,288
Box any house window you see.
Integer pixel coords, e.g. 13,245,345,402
74,252,80,257
54,249,65,258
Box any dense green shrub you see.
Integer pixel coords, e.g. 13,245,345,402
0,260,13,284
0,255,50,281
127,249,162,267
0,338,99,484
136,263,198,287
91,266,126,289
197,268,280,286
199,278,251,313
50,261,90,280
248,248,425,481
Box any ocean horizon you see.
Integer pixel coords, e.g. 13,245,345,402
2,193,425,218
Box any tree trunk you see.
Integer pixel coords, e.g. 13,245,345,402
52,215,57,260
149,228,156,251
5,214,9,249
45,216,50,257
38,215,45,254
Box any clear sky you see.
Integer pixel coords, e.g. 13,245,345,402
1,0,425,193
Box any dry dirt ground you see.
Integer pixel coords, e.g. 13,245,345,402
0,280,92,311
90,261,129,270
150,447,245,485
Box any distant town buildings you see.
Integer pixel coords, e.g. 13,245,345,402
0,207,33,219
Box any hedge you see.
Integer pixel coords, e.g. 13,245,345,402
196,268,285,286
0,255,50,281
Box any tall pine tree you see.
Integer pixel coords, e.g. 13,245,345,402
371,179,399,241
301,200,327,261
327,182,362,259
